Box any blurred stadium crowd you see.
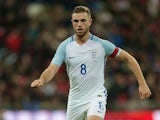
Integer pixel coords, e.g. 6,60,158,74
0,0,160,111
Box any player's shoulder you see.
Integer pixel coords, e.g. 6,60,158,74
59,35,74,47
91,34,111,44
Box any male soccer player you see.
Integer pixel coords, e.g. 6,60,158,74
31,6,151,120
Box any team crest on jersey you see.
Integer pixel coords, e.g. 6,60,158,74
89,49,98,61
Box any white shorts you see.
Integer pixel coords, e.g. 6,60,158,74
66,98,107,120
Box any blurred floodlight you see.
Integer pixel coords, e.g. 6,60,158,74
34,110,50,120
153,110,160,120
17,110,32,120
3,110,15,120
51,110,66,120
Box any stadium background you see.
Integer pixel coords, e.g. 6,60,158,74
0,0,159,119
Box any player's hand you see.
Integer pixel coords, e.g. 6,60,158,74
31,79,44,88
139,83,151,100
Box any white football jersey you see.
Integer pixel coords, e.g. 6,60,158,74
51,34,121,105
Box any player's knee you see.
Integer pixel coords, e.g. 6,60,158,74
87,115,103,120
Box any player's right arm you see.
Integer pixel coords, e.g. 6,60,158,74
31,63,59,88
31,39,68,88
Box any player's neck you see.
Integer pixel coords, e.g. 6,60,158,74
75,32,90,45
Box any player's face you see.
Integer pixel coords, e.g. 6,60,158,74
71,12,92,38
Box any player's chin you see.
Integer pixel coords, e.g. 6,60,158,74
76,32,85,37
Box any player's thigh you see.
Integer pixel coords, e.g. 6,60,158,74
87,100,106,120
66,104,87,120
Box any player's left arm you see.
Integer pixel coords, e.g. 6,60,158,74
115,49,152,100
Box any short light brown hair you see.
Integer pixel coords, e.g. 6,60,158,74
72,6,91,17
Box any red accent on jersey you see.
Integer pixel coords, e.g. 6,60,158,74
110,47,119,58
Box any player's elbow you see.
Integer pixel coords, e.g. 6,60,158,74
118,50,136,64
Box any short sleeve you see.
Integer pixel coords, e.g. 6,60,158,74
99,39,122,58
51,41,66,66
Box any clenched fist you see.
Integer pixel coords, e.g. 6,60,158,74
139,83,151,100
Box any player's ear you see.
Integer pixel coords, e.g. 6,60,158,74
71,19,74,26
89,18,92,26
